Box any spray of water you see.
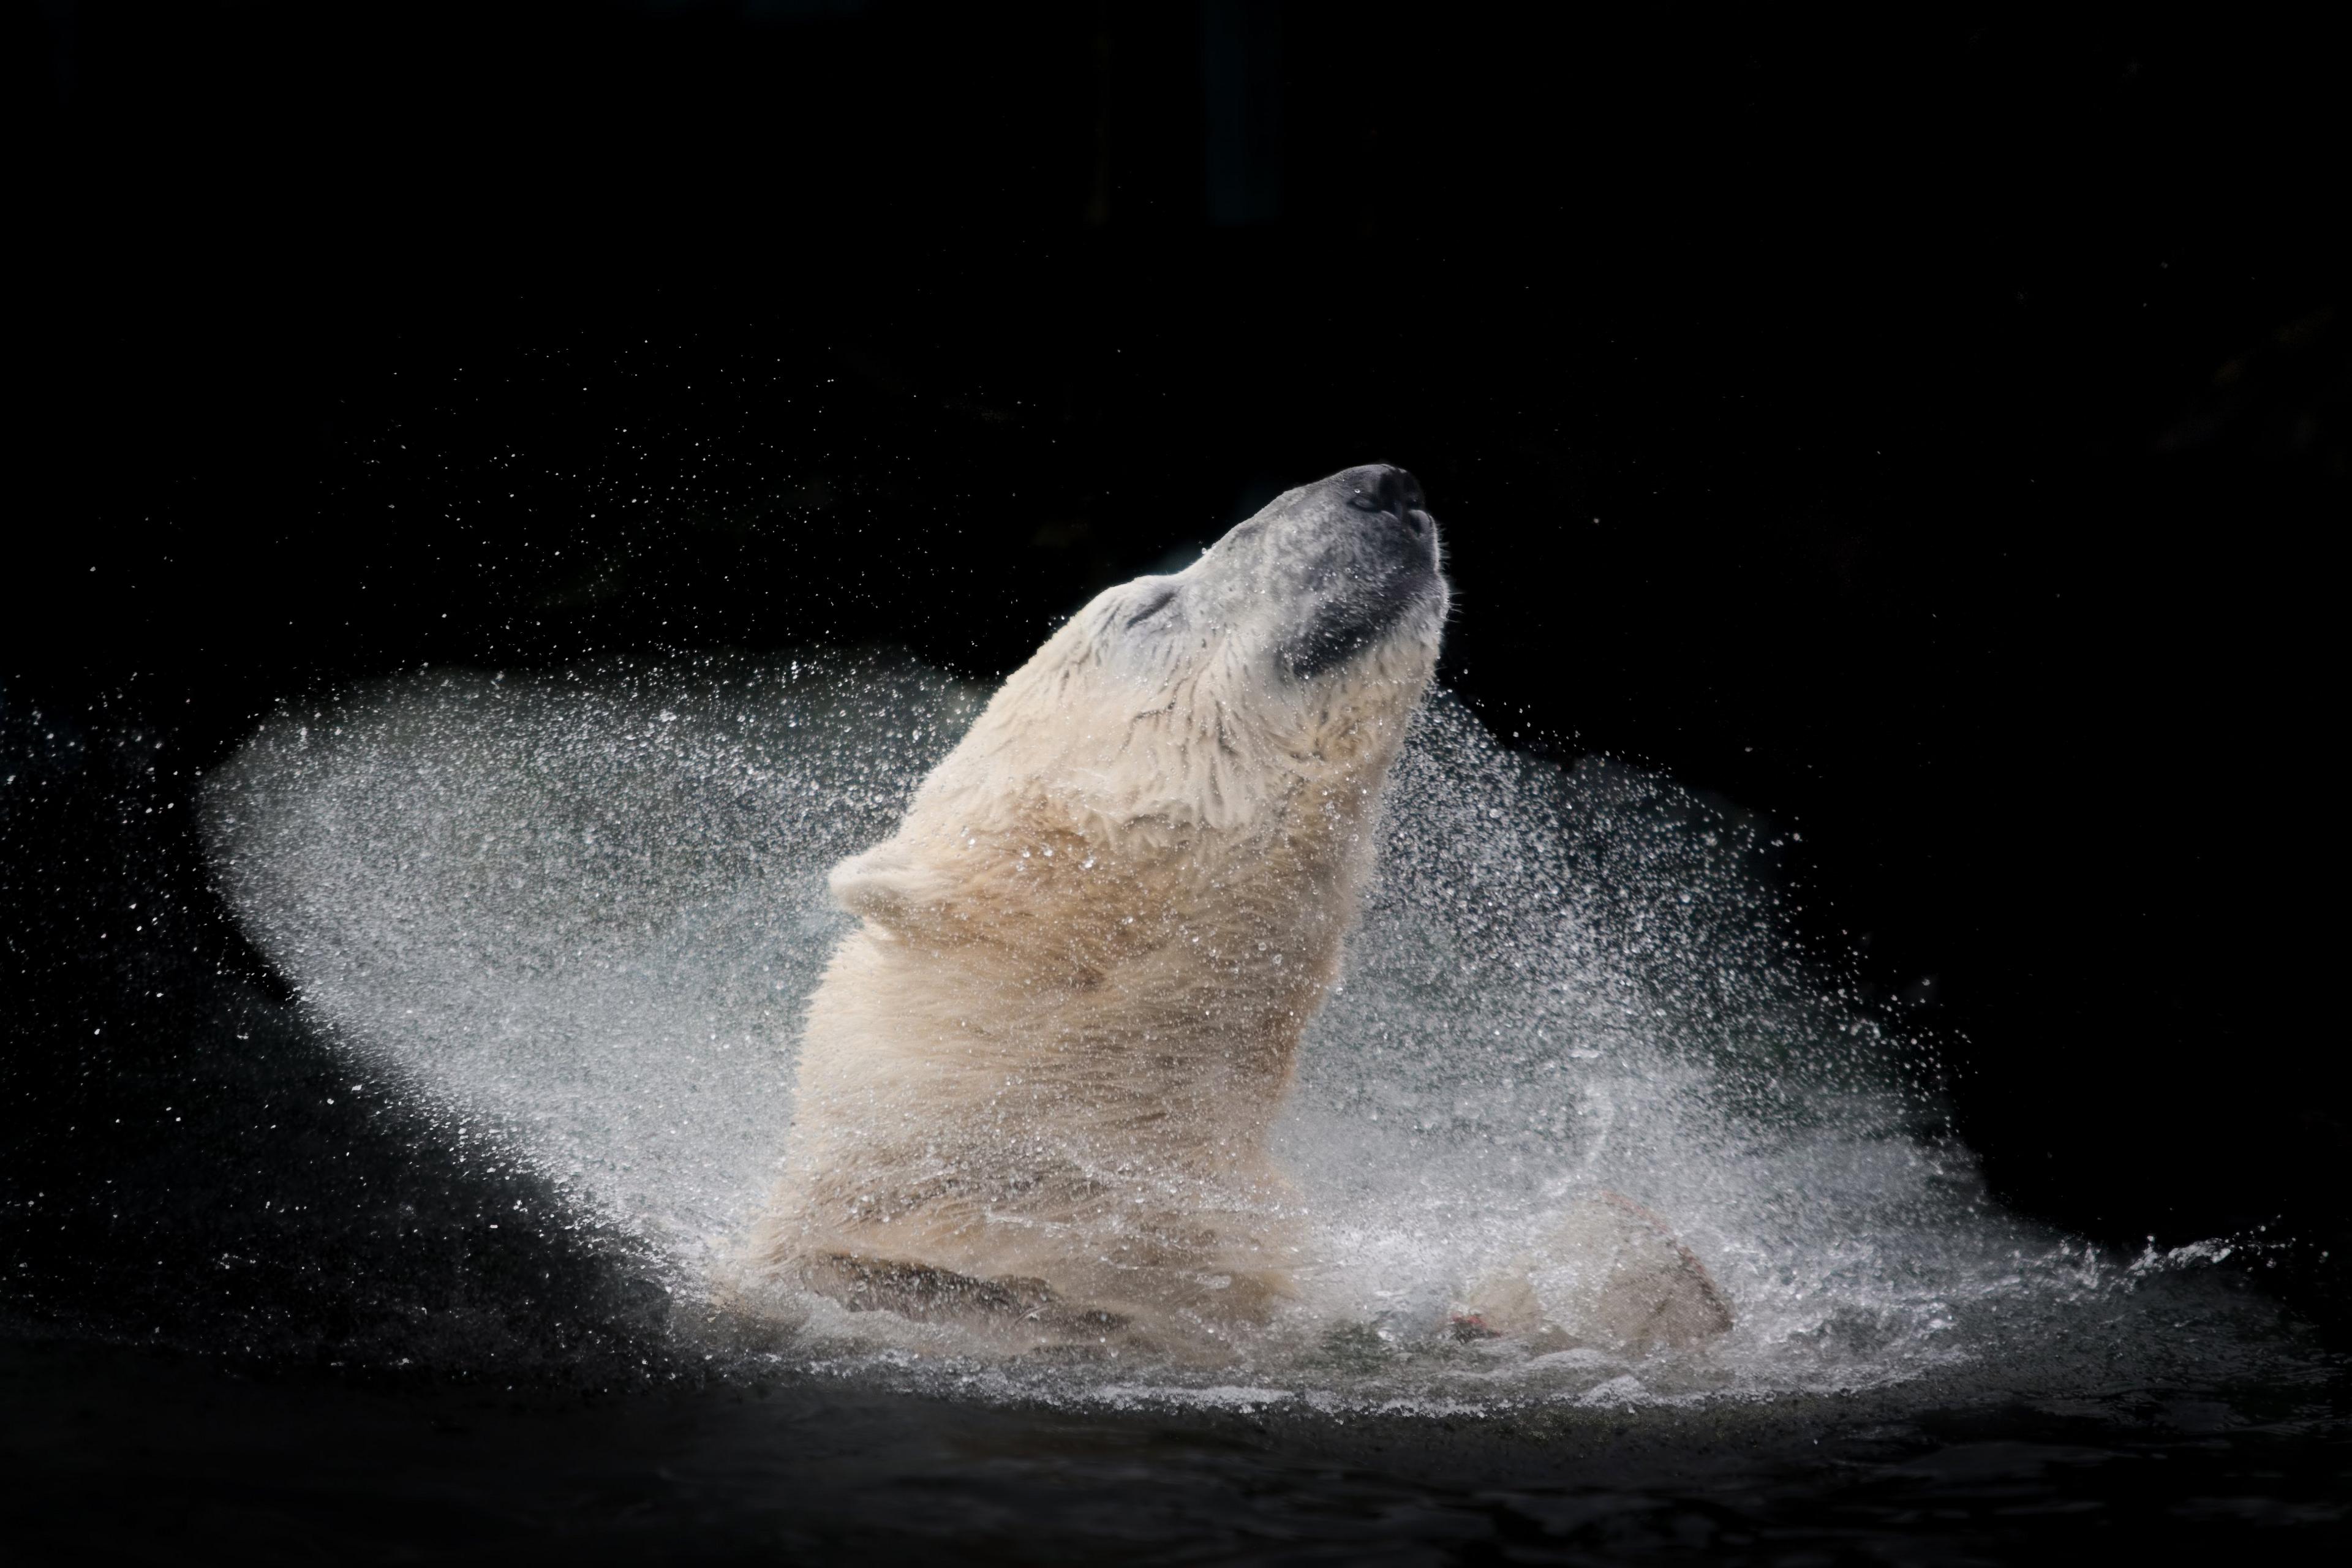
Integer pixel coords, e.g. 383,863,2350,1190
203,653,2288,1411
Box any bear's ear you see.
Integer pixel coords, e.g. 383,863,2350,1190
827,840,946,930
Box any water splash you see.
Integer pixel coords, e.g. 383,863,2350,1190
203,653,2293,1409
205,654,981,1266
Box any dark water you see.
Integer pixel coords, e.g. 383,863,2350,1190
7,1328,2347,1563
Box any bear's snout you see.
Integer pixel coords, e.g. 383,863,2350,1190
1310,463,1439,579
1268,464,1445,679
1341,463,1424,521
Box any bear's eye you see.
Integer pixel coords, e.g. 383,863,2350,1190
1125,586,1178,628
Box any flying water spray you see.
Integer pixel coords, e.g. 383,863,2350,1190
205,653,2288,1410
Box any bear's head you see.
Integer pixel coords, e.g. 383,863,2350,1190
831,464,1447,934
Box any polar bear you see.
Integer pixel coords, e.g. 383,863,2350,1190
747,464,1729,1358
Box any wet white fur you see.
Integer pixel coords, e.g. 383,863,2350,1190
753,489,1447,1352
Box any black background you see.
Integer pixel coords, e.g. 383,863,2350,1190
7,3,2344,1332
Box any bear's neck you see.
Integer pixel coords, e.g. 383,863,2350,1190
829,773,1384,1170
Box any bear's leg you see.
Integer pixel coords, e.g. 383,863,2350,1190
1458,1190,1733,1355
795,1251,1130,1337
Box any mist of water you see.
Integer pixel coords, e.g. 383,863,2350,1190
203,653,2288,1412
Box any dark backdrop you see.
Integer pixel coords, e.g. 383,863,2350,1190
9,4,2344,1328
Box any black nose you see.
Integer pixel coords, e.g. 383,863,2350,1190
1344,464,1425,518
1375,466,1423,513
